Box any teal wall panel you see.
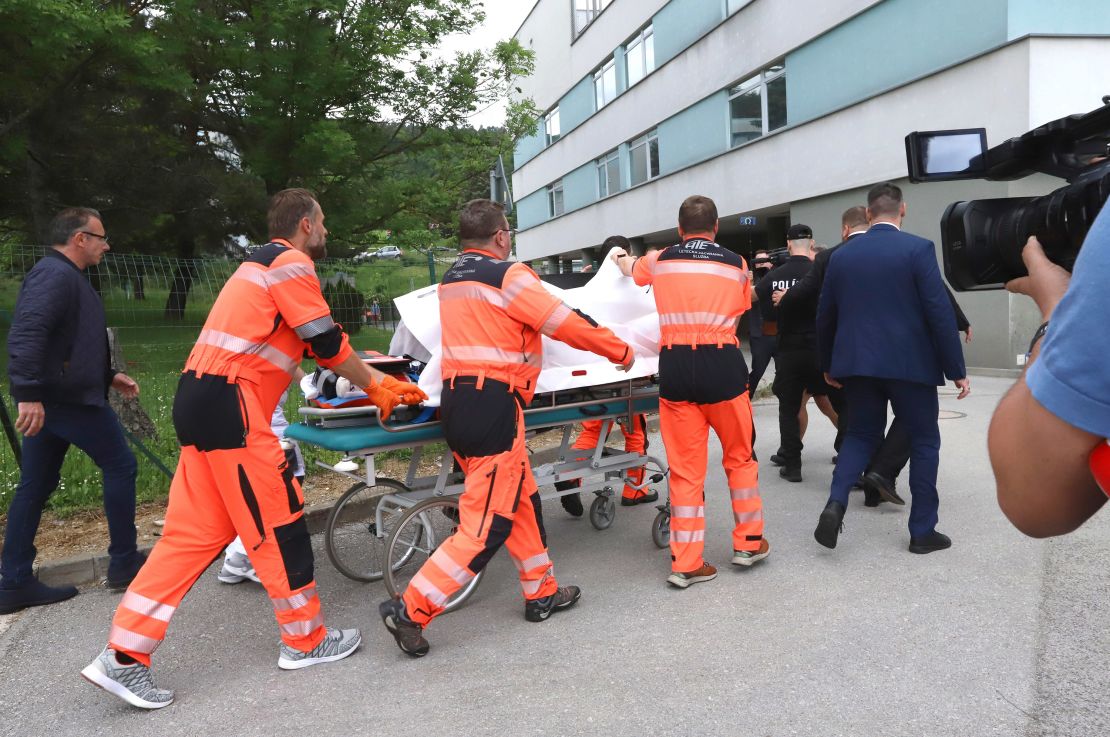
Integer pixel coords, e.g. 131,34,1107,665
514,127,545,168
562,162,598,213
561,76,598,134
516,188,550,230
652,0,724,67
657,90,729,173
785,0,1009,124
1008,0,1110,37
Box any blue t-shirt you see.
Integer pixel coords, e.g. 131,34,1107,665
1027,202,1110,438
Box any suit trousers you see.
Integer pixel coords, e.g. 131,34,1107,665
828,378,941,538
866,417,911,481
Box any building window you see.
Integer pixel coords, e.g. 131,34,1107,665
544,107,561,146
596,149,620,198
594,56,617,110
547,180,565,218
573,0,613,37
628,130,659,186
726,0,753,15
625,25,655,87
729,63,787,147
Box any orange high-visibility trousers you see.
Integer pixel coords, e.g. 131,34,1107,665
572,414,649,499
107,374,324,666
659,393,761,573
402,398,557,627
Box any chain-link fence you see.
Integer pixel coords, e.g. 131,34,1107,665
0,244,452,514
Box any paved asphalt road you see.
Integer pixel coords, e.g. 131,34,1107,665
1,375,1106,736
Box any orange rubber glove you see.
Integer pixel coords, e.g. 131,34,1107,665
364,381,401,421
380,375,428,405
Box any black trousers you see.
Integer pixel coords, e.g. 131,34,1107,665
747,335,777,396
771,345,827,467
867,417,911,481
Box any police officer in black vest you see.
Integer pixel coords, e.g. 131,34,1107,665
761,224,833,482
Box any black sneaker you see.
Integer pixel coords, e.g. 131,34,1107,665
620,490,659,506
378,597,429,657
524,585,581,622
106,551,148,591
555,481,584,517
769,453,786,467
779,466,802,483
0,577,78,615
908,531,952,554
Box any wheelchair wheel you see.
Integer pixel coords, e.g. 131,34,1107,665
651,508,670,549
589,491,617,530
383,496,484,614
325,478,410,582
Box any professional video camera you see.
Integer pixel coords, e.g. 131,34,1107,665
905,99,1110,291
751,247,788,270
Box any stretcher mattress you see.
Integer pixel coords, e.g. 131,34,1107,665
286,394,660,454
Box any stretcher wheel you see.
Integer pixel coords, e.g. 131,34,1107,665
325,478,410,582
589,492,616,530
383,496,484,614
651,508,670,549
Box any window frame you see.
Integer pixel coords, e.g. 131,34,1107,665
596,148,620,199
728,62,787,148
593,56,618,111
625,24,655,88
572,0,613,39
544,106,561,147
547,179,565,218
628,129,660,187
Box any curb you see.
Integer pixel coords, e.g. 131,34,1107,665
35,500,336,589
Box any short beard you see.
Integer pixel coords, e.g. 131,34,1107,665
307,241,327,261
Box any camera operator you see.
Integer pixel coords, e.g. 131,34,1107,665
746,250,776,397
764,224,837,482
988,211,1110,537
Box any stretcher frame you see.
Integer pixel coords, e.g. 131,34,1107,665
286,379,670,611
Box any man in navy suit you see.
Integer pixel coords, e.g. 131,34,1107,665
814,183,970,553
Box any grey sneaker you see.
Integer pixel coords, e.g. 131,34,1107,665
277,627,361,670
666,562,718,589
80,648,174,710
216,554,259,586
732,539,771,567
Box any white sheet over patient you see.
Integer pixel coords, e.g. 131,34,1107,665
389,250,661,406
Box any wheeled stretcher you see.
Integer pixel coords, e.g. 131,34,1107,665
285,379,672,612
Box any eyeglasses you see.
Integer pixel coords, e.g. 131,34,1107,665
491,228,517,238
79,231,110,244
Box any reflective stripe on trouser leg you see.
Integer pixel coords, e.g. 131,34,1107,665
505,481,557,601
659,398,711,573
403,404,531,626
620,414,648,497
703,393,763,552
109,446,237,666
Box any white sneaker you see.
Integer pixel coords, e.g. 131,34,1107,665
277,627,362,670
217,561,261,584
80,648,174,710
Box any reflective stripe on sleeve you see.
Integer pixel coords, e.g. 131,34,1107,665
502,273,536,302
293,316,336,340
271,586,318,612
230,262,315,289
670,505,705,519
671,530,706,543
540,304,573,337
108,625,161,655
196,329,299,375
278,612,325,638
119,592,176,623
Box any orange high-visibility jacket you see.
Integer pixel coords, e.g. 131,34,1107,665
183,240,353,408
439,248,630,402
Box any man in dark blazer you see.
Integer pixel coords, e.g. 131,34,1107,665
814,183,970,554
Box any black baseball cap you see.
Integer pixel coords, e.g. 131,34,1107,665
786,223,813,240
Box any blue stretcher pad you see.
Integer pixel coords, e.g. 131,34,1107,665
286,394,660,455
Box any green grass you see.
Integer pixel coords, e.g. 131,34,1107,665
0,253,440,516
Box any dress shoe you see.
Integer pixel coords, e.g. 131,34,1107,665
814,500,846,549
862,471,905,506
106,551,148,591
908,531,951,554
0,577,78,615
779,466,802,483
862,486,885,507
621,490,659,506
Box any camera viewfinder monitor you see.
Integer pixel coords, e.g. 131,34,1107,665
906,129,988,182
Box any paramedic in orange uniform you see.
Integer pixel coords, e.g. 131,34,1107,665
81,189,426,709
557,414,656,517
611,195,769,589
379,199,634,657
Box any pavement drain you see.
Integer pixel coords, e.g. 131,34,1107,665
939,410,967,419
